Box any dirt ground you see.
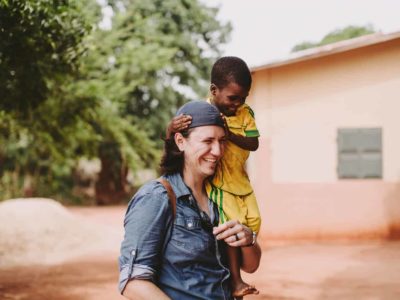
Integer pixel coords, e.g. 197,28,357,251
1,206,400,300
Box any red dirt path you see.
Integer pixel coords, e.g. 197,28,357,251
1,206,400,300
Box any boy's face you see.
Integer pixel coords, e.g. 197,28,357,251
210,82,249,116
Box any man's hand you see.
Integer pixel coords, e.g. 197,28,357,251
213,220,253,247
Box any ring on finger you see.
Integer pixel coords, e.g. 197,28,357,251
234,233,239,241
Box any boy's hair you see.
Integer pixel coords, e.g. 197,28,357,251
211,56,252,90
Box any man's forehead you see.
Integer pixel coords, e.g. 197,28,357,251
190,126,225,138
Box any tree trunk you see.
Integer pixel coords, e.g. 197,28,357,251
23,173,34,197
95,143,128,205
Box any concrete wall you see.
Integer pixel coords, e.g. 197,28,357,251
248,38,400,240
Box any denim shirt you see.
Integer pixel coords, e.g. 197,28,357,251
118,172,232,300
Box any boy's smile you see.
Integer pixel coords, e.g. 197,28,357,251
211,82,249,116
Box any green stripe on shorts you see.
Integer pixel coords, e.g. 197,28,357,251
218,188,225,224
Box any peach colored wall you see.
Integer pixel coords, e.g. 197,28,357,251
247,38,400,240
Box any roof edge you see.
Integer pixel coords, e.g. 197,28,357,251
251,30,400,72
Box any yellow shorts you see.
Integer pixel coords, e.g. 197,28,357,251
206,183,261,233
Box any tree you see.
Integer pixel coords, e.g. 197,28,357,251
0,0,94,198
291,25,376,52
78,0,231,204
0,0,159,201
0,0,231,203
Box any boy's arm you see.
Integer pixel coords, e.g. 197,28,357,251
221,114,259,151
227,131,259,151
224,104,260,151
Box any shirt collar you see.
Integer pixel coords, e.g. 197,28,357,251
163,172,191,199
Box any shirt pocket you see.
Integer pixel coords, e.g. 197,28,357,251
170,216,212,254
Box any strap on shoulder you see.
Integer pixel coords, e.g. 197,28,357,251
157,177,176,218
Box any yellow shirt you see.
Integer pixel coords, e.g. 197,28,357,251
210,102,260,195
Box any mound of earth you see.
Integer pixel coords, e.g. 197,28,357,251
0,198,121,268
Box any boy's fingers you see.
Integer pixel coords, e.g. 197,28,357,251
172,115,192,131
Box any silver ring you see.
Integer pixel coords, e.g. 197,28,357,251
235,233,239,241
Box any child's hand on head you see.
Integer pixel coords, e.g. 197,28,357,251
172,114,192,132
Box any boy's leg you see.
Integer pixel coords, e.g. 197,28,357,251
227,245,259,298
212,189,258,297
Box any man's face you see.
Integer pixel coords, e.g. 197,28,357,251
211,82,249,116
176,126,226,179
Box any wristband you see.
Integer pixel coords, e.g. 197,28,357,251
243,231,257,247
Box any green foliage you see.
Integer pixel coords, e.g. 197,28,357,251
91,0,231,141
0,0,95,199
0,0,230,202
0,0,90,114
292,25,376,52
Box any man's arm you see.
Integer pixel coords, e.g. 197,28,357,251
123,279,170,300
118,184,173,296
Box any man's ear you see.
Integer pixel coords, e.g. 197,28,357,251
174,132,185,152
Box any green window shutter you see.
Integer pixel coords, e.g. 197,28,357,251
338,129,361,178
337,128,382,179
359,128,382,178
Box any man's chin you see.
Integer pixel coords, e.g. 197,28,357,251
203,167,216,176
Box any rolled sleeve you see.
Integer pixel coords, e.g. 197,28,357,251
244,104,260,138
118,182,172,294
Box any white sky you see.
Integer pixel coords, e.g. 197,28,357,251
201,0,400,67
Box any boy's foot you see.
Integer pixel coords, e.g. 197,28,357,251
232,282,259,297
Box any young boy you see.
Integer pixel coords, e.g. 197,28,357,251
168,56,261,298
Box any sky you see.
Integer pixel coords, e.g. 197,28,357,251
201,0,400,67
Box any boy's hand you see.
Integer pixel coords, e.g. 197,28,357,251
220,113,232,138
166,114,192,138
220,112,259,151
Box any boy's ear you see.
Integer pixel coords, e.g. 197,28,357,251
210,83,217,96
174,132,185,152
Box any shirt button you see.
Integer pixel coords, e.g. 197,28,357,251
131,250,136,256
187,222,193,228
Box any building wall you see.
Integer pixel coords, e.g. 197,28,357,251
247,38,400,240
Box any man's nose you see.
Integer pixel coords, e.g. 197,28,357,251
211,141,223,157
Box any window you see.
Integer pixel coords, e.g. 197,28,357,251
337,128,382,179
